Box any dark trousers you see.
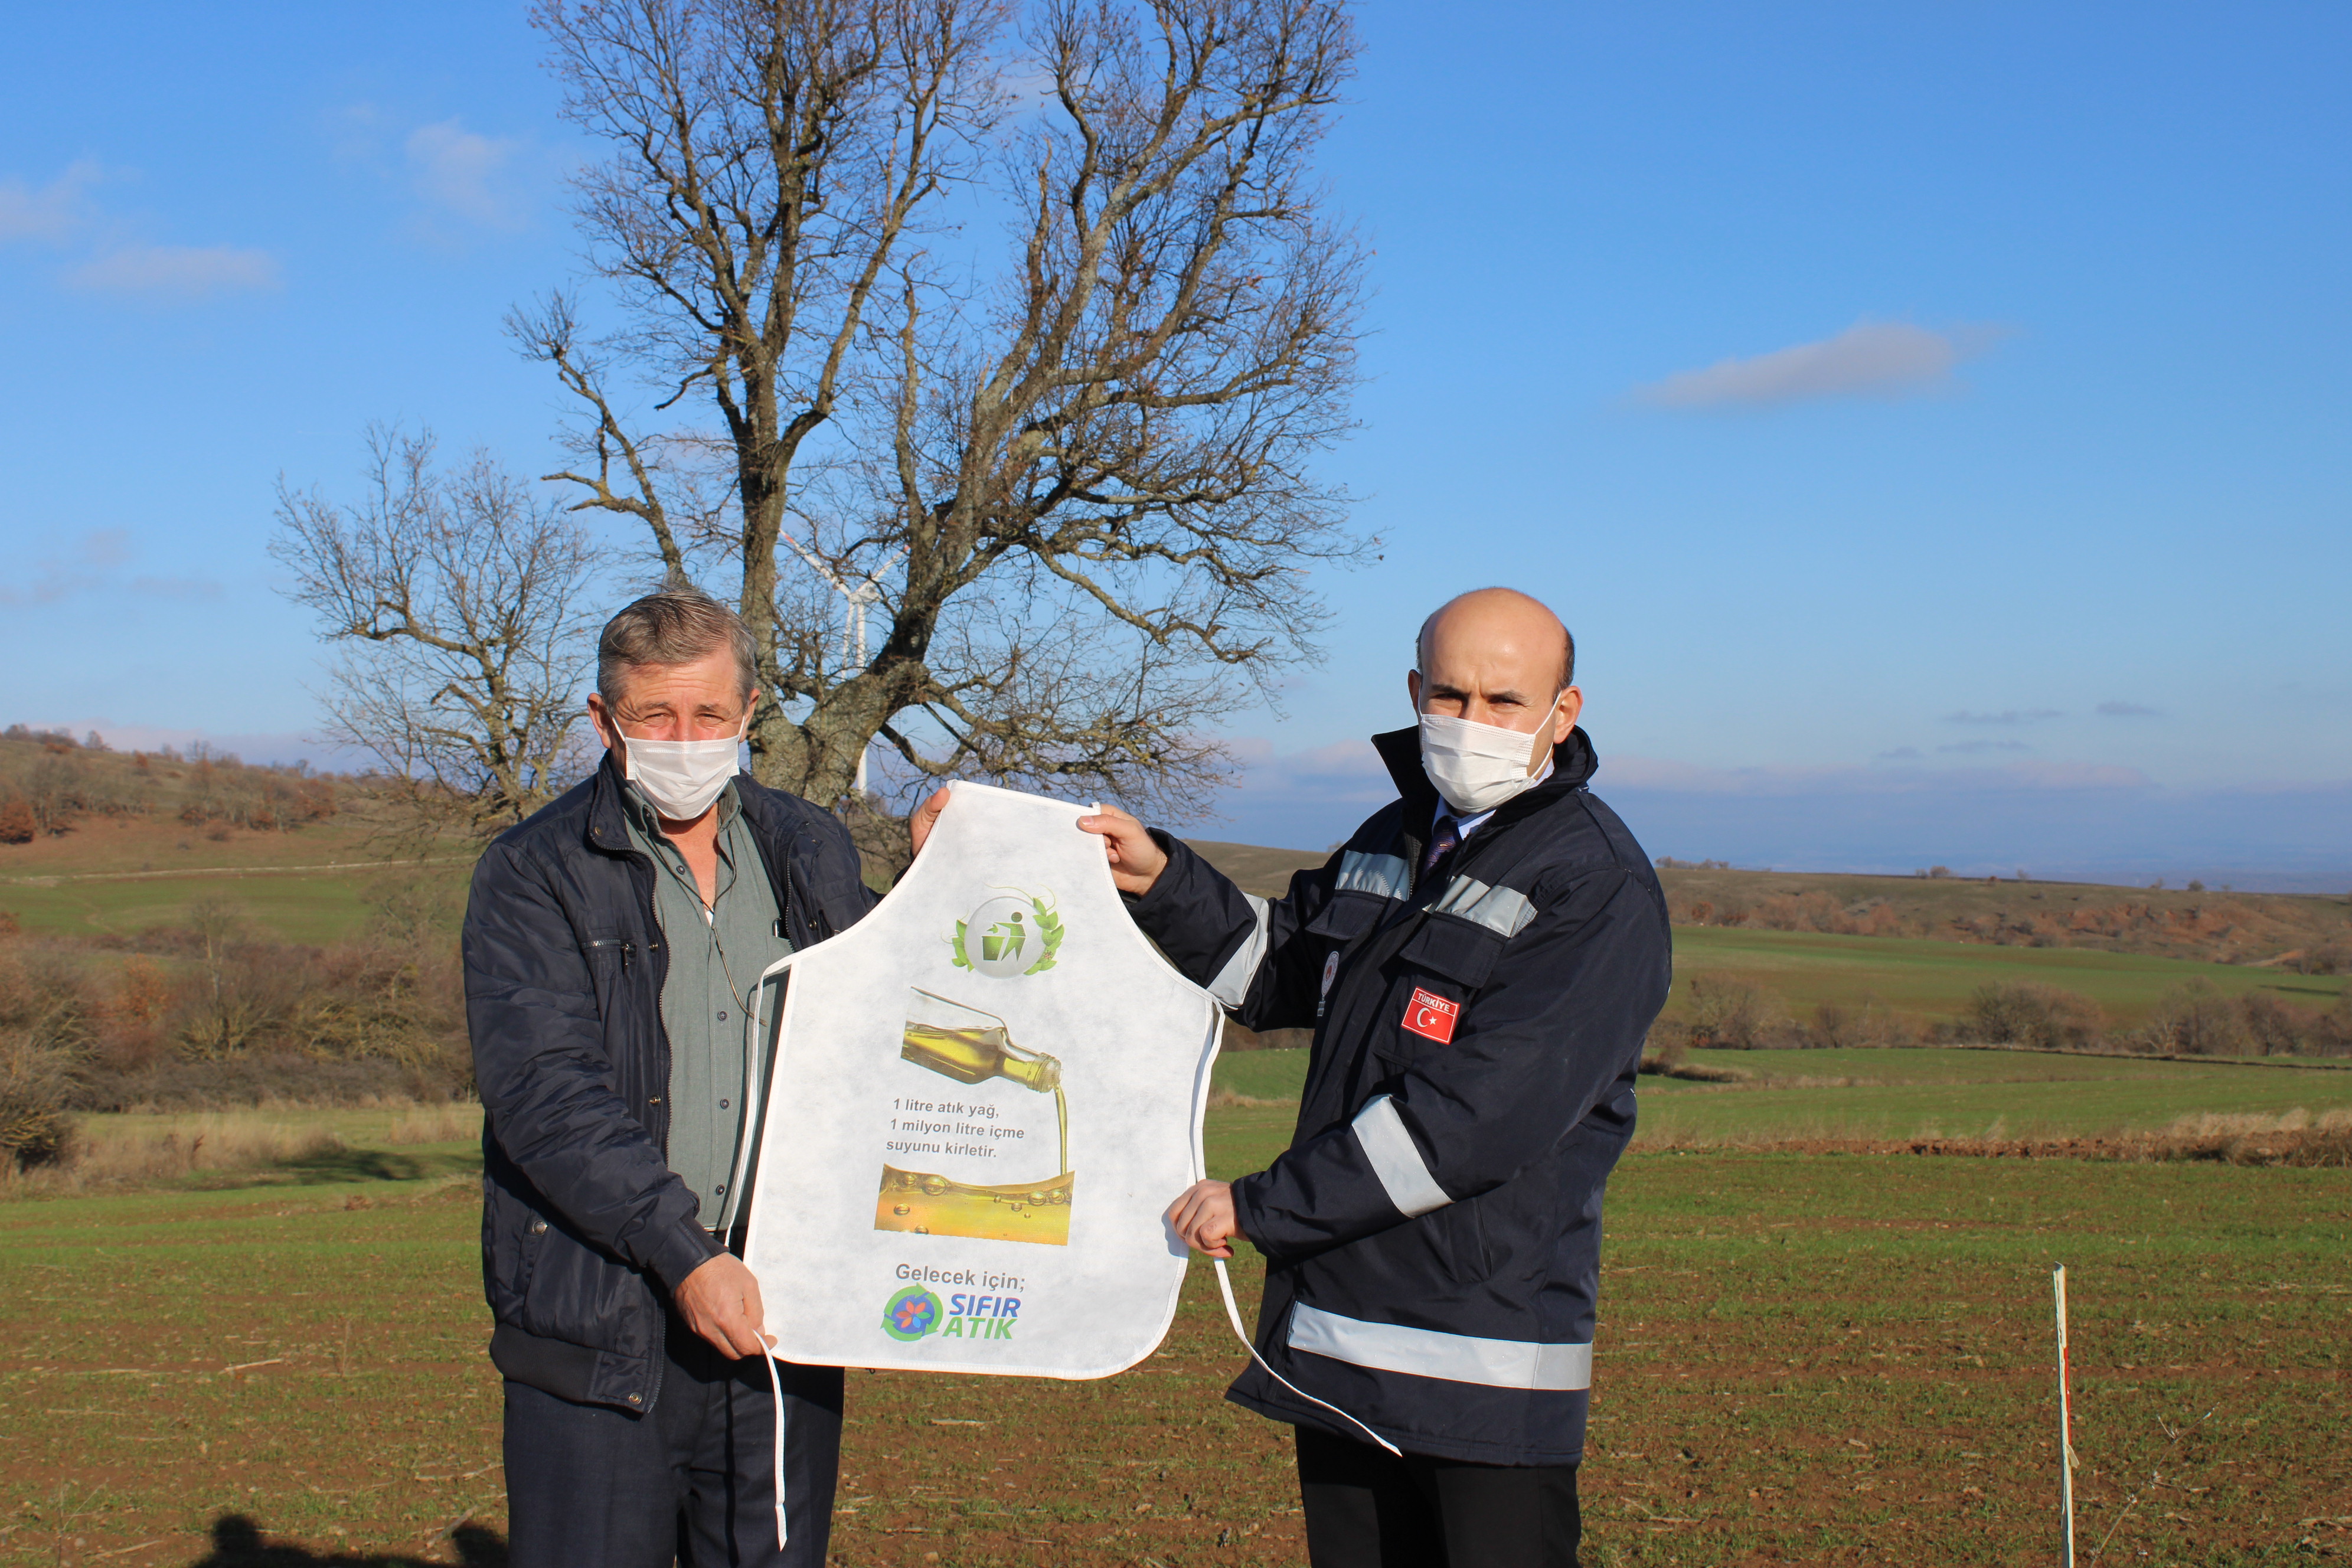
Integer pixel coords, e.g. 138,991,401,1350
504,1317,843,1568
1296,1426,1582,1568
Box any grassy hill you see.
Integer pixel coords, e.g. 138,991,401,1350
1182,838,2348,1041
0,728,469,945
1,743,2341,1149
1184,837,2352,968
0,814,468,945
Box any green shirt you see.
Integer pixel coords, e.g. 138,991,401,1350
621,780,793,1231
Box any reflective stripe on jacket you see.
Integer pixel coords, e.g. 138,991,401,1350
463,756,877,1413
1129,725,1671,1466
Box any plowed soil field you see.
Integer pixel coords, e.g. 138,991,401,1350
4,1116,2347,1566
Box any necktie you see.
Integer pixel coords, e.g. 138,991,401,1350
1420,815,1461,881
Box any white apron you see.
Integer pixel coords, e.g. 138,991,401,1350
736,780,1221,1378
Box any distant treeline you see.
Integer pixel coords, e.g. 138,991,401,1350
0,727,343,842
1643,976,2352,1068
0,879,471,1172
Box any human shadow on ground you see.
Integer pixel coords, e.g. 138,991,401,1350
184,1514,507,1567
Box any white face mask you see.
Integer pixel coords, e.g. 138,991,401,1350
1418,709,1553,816
618,721,745,821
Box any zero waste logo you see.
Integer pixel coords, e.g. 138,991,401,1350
879,1285,1025,1342
949,889,1065,978
881,1286,943,1341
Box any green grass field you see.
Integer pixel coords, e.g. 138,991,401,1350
6,826,2348,1560
0,814,471,945
5,1099,2346,1566
1671,925,2345,1028
1213,1045,2352,1145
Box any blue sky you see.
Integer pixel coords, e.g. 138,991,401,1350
4,4,2347,887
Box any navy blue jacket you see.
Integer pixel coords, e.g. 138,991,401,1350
1130,726,1671,1465
462,756,877,1413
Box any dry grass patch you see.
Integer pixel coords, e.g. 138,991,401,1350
1,1110,345,1197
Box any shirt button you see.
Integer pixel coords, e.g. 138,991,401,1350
719,1099,730,1110
717,1010,729,1021
714,1184,727,1195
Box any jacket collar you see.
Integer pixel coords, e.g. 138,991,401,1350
1370,723,1599,832
585,752,636,855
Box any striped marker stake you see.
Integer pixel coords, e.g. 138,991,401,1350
2053,1264,2076,1568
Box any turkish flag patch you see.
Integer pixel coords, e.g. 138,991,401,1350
1401,987,1459,1045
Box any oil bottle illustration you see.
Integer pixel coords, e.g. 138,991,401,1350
877,988,1073,1246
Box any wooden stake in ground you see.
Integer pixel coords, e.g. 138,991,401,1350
2054,1263,2077,1568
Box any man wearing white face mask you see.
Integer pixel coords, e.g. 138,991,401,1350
1042,587,1672,1567
465,590,879,1568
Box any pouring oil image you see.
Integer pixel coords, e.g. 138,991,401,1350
878,988,1073,1246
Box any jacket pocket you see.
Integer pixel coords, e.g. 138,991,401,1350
581,933,646,1021
1426,1194,1495,1285
1304,890,1388,942
481,1177,534,1315
1396,914,1508,989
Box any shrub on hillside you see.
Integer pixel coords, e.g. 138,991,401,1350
2128,985,2350,1060
0,1032,77,1168
2289,942,2350,976
2136,979,2247,1056
1968,982,2104,1050
1682,977,1789,1048
1809,998,1911,1048
1638,1017,1690,1073
0,945,103,1168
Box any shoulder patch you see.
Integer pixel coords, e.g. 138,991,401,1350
1400,987,1459,1045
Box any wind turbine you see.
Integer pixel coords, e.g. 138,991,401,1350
785,540,906,797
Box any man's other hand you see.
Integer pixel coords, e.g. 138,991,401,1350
1077,805,1169,896
675,1253,774,1359
1166,1178,1243,1259
909,788,952,859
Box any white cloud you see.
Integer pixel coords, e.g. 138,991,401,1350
3,160,279,300
0,529,126,604
0,159,101,243
1938,739,2033,754
406,119,528,229
68,243,281,297
2097,700,2162,718
1635,320,2003,410
0,528,224,605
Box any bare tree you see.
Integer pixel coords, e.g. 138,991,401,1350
514,0,1365,814
272,427,601,839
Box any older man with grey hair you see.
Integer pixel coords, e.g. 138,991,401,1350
464,590,877,1568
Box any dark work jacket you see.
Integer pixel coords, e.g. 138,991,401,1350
1129,726,1671,1466
462,756,877,1415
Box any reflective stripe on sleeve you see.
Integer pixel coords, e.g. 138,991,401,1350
1334,851,1410,901
1431,875,1538,939
1288,1302,1593,1391
1351,1094,1451,1217
1206,893,1272,1009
